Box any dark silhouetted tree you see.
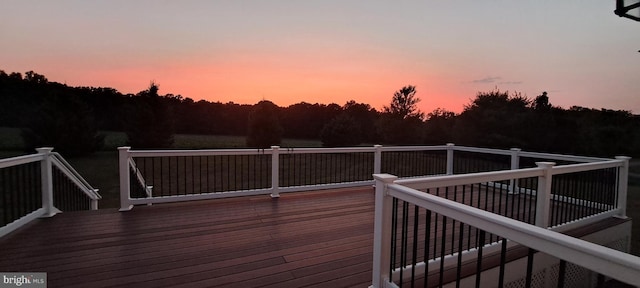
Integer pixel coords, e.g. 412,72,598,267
281,102,341,139
532,91,552,111
377,85,425,144
320,114,362,147
342,100,379,143
423,108,456,145
453,89,530,148
21,94,104,157
124,82,175,148
383,85,424,120
246,100,283,148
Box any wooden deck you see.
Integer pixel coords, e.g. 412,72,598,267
0,186,617,288
0,187,376,288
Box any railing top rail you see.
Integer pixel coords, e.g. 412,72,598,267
451,145,614,163
518,151,611,163
395,167,544,190
379,145,450,152
128,148,273,157
451,145,514,156
0,153,45,169
51,153,101,200
551,159,625,175
279,146,375,154
384,180,640,285
121,145,622,166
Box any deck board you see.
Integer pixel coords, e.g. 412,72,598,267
0,187,376,288
0,185,614,288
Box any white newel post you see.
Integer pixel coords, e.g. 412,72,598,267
270,146,280,198
615,156,631,218
510,148,521,194
535,162,555,227
37,147,56,217
446,143,455,175
371,174,397,288
373,145,382,175
118,147,133,211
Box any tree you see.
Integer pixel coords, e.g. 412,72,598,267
423,108,456,145
377,85,425,144
246,100,283,148
124,82,175,149
281,102,341,139
383,85,424,120
453,89,530,148
24,71,48,84
532,91,552,111
342,100,379,143
320,114,362,147
21,94,104,157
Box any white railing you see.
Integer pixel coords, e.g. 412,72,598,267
117,144,621,211
0,148,101,238
370,154,634,287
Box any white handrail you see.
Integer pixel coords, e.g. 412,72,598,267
128,158,152,197
0,149,101,238
51,152,101,200
128,148,272,157
0,153,44,169
119,144,629,212
395,167,544,190
385,182,640,286
519,150,610,163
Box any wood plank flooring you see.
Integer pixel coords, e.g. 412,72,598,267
0,187,376,288
0,185,614,288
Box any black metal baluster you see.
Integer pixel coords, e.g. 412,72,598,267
400,201,409,287
17,164,25,217
1,169,7,225
439,214,447,287
391,197,399,282
560,175,570,225
468,185,474,249
557,260,566,288
423,209,432,288
475,230,486,288
456,221,465,288
452,186,458,255
525,248,535,288
527,177,535,225
14,166,22,217
498,238,507,288
292,153,297,186
411,204,419,287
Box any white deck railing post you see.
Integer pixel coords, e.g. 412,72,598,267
446,143,455,175
270,146,280,198
374,145,382,175
535,162,555,227
510,148,521,194
118,147,133,211
371,173,398,288
615,156,631,218
36,147,56,217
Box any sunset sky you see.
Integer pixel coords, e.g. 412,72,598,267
1,1,639,114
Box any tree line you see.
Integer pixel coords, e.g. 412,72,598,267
1,70,638,157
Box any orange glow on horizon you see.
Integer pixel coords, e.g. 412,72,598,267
29,47,469,115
